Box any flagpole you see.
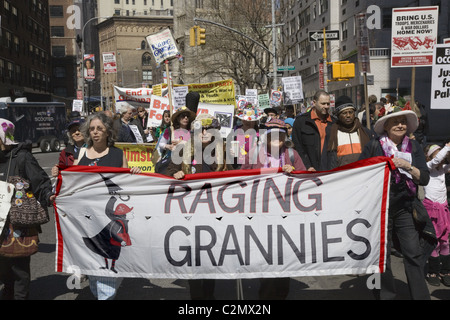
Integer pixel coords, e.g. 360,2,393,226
165,60,175,142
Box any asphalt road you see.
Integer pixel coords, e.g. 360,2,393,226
4,150,450,300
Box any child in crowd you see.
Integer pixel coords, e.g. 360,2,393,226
423,142,450,286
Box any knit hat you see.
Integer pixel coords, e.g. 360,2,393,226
0,119,18,146
334,96,356,115
284,118,295,127
264,118,287,133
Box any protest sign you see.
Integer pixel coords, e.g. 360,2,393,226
114,86,153,111
391,6,439,67
258,93,270,109
146,28,180,65
196,102,235,137
72,100,83,113
282,76,304,104
55,157,390,279
270,90,283,107
148,95,172,127
0,180,14,235
430,44,450,109
245,89,258,107
188,79,236,106
115,143,156,173
173,86,189,109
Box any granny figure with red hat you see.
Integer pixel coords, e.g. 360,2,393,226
83,196,133,274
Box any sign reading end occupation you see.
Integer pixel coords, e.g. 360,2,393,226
431,44,450,110
391,6,439,68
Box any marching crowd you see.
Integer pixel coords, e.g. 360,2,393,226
0,89,449,301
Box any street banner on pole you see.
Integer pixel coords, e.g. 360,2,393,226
430,44,450,110
83,54,95,81
391,6,439,67
102,52,117,74
55,157,390,279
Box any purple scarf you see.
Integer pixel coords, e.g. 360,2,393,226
379,134,417,196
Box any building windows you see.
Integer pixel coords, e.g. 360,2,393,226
142,52,152,66
51,26,65,37
143,70,152,82
52,46,65,57
49,5,63,17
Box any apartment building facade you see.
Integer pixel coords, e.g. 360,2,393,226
97,15,173,106
98,0,174,17
0,0,52,101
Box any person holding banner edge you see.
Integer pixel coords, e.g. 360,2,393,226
166,113,229,299
240,118,306,300
292,90,334,171
76,112,141,300
359,107,433,300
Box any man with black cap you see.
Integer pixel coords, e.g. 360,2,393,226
327,96,373,169
292,90,334,171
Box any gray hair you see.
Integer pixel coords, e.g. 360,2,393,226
81,112,117,147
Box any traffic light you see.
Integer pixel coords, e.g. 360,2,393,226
189,27,197,47
331,61,355,79
197,27,206,46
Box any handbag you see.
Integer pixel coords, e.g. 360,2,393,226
7,176,49,227
0,223,39,257
5,152,49,228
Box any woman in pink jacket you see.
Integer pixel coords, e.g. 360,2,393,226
240,118,306,300
241,118,306,173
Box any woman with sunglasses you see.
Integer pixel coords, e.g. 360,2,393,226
165,113,231,299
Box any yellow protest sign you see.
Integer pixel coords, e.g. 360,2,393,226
115,143,156,173
152,79,236,106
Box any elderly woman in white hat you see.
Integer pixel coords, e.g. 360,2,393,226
359,107,432,300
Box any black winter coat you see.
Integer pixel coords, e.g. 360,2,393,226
292,112,334,171
0,143,53,208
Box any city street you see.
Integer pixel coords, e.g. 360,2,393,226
8,150,448,300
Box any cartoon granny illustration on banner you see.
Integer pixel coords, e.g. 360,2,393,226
83,196,133,273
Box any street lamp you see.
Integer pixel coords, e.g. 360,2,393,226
80,16,110,115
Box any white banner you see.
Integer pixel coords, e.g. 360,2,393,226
431,44,450,109
114,86,153,112
54,158,390,279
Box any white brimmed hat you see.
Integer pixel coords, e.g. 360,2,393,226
373,109,418,136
